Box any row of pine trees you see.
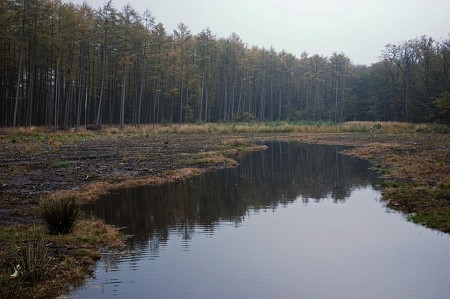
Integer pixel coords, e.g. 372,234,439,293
1,0,449,128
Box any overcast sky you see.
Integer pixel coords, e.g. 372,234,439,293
70,0,450,65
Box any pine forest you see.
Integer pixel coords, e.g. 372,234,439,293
1,0,450,129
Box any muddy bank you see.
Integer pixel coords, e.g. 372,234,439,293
1,131,449,228
0,133,263,225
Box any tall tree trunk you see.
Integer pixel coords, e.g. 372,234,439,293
26,55,34,127
179,79,184,123
13,46,23,128
335,72,339,123
137,78,144,127
270,76,274,121
204,87,208,123
54,60,60,130
95,68,105,127
199,73,204,122
223,77,228,121
278,88,282,121
120,73,126,129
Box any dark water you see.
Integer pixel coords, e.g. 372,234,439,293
70,142,450,299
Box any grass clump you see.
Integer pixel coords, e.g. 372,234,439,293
379,180,403,188
0,219,123,298
40,196,81,235
49,161,69,169
409,209,450,232
0,273,21,299
12,237,55,284
1,234,56,299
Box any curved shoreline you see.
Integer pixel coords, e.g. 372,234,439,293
0,128,449,298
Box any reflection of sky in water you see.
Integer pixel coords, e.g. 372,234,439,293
71,142,450,299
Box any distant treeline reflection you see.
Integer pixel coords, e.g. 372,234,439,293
84,142,376,250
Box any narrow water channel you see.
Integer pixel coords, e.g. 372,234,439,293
70,142,450,299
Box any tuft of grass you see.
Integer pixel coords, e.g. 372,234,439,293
9,135,19,143
137,153,147,163
0,220,123,298
0,233,55,298
409,209,450,233
105,127,120,135
434,189,450,201
0,274,21,299
12,237,55,284
379,180,402,188
39,196,81,235
49,161,69,169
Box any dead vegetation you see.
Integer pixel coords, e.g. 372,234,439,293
0,218,123,298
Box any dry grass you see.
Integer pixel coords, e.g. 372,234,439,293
2,122,447,139
50,168,204,204
0,218,124,299
71,218,124,249
194,151,239,167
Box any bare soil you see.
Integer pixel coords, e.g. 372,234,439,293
0,133,262,225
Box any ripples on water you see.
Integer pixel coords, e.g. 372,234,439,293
71,142,450,299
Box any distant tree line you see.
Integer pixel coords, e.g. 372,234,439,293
1,0,449,128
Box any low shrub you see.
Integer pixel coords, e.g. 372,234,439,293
40,196,81,235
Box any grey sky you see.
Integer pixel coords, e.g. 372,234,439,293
71,0,450,65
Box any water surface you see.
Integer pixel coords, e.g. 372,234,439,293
71,142,450,299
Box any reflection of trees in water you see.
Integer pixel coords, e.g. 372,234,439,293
254,142,373,204
84,142,376,252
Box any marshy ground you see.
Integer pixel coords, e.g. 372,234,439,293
0,122,449,298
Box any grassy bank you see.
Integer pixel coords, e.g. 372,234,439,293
0,218,123,298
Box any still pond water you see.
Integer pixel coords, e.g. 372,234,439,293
71,142,450,299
